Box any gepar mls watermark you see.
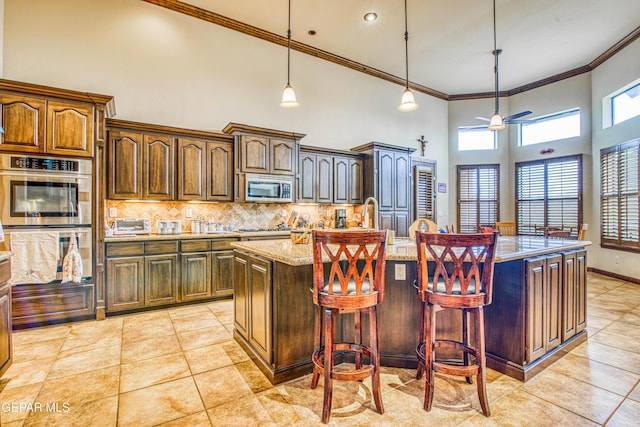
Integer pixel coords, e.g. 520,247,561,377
2,401,71,413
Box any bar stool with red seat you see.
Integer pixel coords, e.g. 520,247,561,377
310,230,388,424
414,231,498,416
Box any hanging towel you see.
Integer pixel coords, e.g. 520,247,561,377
62,232,83,283
9,231,59,285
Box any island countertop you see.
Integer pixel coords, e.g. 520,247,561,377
231,235,591,266
0,251,12,262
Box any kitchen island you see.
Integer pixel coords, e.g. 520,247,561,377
231,236,590,384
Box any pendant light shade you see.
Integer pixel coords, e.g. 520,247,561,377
398,0,418,112
280,0,299,108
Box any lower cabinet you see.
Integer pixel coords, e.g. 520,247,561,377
234,251,272,363
106,238,236,313
380,212,410,237
0,259,12,377
562,249,587,341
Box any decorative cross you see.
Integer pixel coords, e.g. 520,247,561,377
417,135,428,156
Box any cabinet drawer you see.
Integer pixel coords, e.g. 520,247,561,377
182,240,212,252
106,242,144,257
145,241,179,255
211,239,238,250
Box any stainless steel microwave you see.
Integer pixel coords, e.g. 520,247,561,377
245,173,293,203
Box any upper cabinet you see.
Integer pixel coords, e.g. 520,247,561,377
0,79,114,158
107,120,233,201
222,123,304,202
297,146,363,205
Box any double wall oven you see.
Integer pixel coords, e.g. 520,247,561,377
0,154,93,283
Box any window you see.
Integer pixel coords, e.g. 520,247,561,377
458,127,496,151
613,83,640,125
457,165,499,233
601,139,639,250
516,155,582,236
519,109,580,146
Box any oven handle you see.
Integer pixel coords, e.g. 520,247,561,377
6,227,91,234
0,171,90,180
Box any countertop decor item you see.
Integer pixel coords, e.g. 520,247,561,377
290,230,311,244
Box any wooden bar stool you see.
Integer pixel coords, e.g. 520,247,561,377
414,231,498,416
310,230,388,424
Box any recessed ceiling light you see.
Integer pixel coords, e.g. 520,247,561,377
364,12,378,22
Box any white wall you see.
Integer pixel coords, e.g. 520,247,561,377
591,37,640,279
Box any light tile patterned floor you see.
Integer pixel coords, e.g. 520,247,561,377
1,272,639,426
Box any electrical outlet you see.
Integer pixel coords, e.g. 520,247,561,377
185,208,193,218
395,264,406,281
615,256,620,264
109,208,117,217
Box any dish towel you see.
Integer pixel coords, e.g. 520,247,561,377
9,231,59,285
62,232,83,283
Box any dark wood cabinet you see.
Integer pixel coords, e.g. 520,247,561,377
106,120,234,201
181,252,212,302
298,147,364,204
562,249,587,341
0,259,12,377
352,142,416,237
270,139,295,175
234,250,272,363
316,155,333,203
145,254,178,306
106,256,144,312
0,81,113,158
108,130,143,199
212,250,235,297
143,134,175,200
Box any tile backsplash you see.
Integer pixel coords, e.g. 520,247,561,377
105,201,364,233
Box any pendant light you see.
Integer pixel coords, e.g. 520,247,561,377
398,0,418,112
280,0,299,108
487,0,505,130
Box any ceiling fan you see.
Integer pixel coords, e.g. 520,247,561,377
476,0,533,130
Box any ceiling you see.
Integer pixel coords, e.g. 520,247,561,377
170,0,640,97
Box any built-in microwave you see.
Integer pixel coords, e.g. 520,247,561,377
245,173,293,203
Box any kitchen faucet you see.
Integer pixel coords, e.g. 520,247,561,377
362,197,379,230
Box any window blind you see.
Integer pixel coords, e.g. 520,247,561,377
457,165,499,233
601,139,639,249
414,165,435,220
516,155,582,236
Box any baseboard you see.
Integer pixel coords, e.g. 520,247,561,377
588,267,640,285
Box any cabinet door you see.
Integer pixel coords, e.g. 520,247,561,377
0,285,11,377
526,257,546,363
240,135,269,173
561,251,577,341
395,153,410,210
46,99,94,157
576,250,587,334
0,93,45,153
106,257,144,312
394,212,410,237
270,138,295,175
145,254,178,306
348,158,363,204
298,152,316,202
212,250,235,297
379,212,394,232
249,255,272,363
143,134,175,200
378,150,395,210
316,155,333,204
234,252,249,340
108,131,142,199
546,254,562,351
207,142,233,201
333,157,349,204
177,138,206,200
180,252,211,301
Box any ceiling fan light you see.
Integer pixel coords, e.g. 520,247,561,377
488,113,505,130
280,84,299,108
398,88,419,112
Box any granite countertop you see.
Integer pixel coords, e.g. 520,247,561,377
104,230,291,243
231,236,592,266
0,251,13,262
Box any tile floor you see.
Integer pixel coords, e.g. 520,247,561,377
1,272,639,426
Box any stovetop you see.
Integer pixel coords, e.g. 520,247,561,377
237,228,287,232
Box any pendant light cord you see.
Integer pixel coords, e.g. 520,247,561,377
286,0,292,85
404,0,410,89
493,0,500,114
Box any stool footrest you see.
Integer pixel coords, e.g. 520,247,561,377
312,343,377,382
434,361,479,377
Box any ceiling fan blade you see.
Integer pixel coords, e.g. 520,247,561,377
474,116,491,122
504,110,532,122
